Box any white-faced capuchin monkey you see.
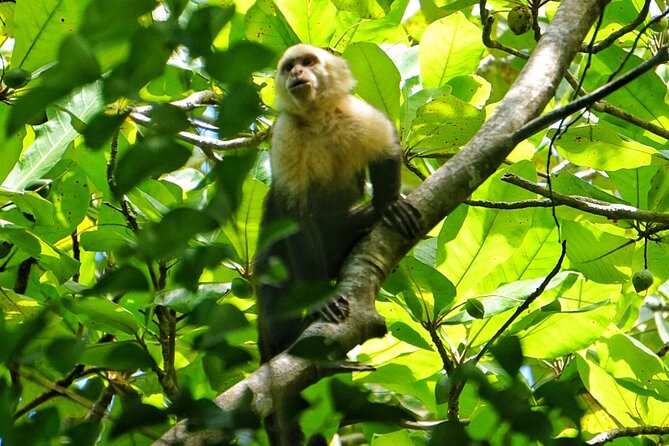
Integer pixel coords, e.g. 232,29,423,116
253,44,421,445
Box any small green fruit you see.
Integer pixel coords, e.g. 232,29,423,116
632,269,654,292
231,277,253,298
465,298,485,319
0,241,12,259
3,68,32,89
508,5,533,35
435,373,452,404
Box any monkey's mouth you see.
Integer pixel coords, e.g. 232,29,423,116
288,79,310,91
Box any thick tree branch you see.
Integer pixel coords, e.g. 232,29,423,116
155,0,608,443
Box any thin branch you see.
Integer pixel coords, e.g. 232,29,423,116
502,173,669,224
564,70,669,140
466,198,554,209
474,240,568,364
581,0,651,53
587,425,669,445
132,90,219,115
514,46,669,143
480,0,530,59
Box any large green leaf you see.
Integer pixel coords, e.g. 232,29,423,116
12,0,89,72
2,83,103,191
0,107,26,185
79,341,155,370
244,0,300,52
596,331,669,402
419,12,484,88
344,42,401,122
277,0,337,46
407,92,485,153
555,124,658,171
436,162,536,297
562,220,633,284
35,160,90,242
63,296,141,335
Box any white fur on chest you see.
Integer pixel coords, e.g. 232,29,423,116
270,97,395,201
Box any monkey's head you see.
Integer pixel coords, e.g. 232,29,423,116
275,44,355,113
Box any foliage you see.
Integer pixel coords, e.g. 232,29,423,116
0,0,668,445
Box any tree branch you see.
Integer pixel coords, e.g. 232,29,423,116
154,0,609,443
502,173,669,224
587,425,669,445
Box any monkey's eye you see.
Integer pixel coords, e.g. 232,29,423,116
282,62,294,73
301,57,315,67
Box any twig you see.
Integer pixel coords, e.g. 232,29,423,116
587,425,669,445
502,173,669,224
466,198,554,209
474,240,567,364
581,0,651,53
514,46,669,144
564,71,669,140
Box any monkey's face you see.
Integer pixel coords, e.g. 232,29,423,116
279,52,321,102
275,44,355,113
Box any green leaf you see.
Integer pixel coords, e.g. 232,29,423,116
408,92,485,153
35,161,90,242
0,107,26,185
445,271,575,325
243,0,300,52
79,0,156,45
83,111,129,150
217,83,261,138
563,220,633,283
344,42,401,121
491,336,523,376
555,124,657,170
3,83,104,190
103,25,175,101
277,0,337,46
148,103,190,135
8,35,101,133
587,45,669,131
436,162,536,296
113,136,191,197
135,208,220,260
174,246,234,292
83,266,150,297
518,283,615,359
156,283,230,313
80,341,156,371
596,331,669,402
64,296,140,335
46,337,85,373
205,41,275,85
419,12,484,88
2,190,54,225
184,5,235,58
12,0,87,72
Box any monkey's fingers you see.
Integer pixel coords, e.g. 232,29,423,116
383,200,422,239
313,295,350,323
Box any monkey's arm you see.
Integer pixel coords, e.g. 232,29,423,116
369,155,422,239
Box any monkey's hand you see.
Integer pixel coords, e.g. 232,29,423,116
383,199,421,239
308,294,350,324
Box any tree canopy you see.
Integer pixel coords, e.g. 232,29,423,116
1,0,669,445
